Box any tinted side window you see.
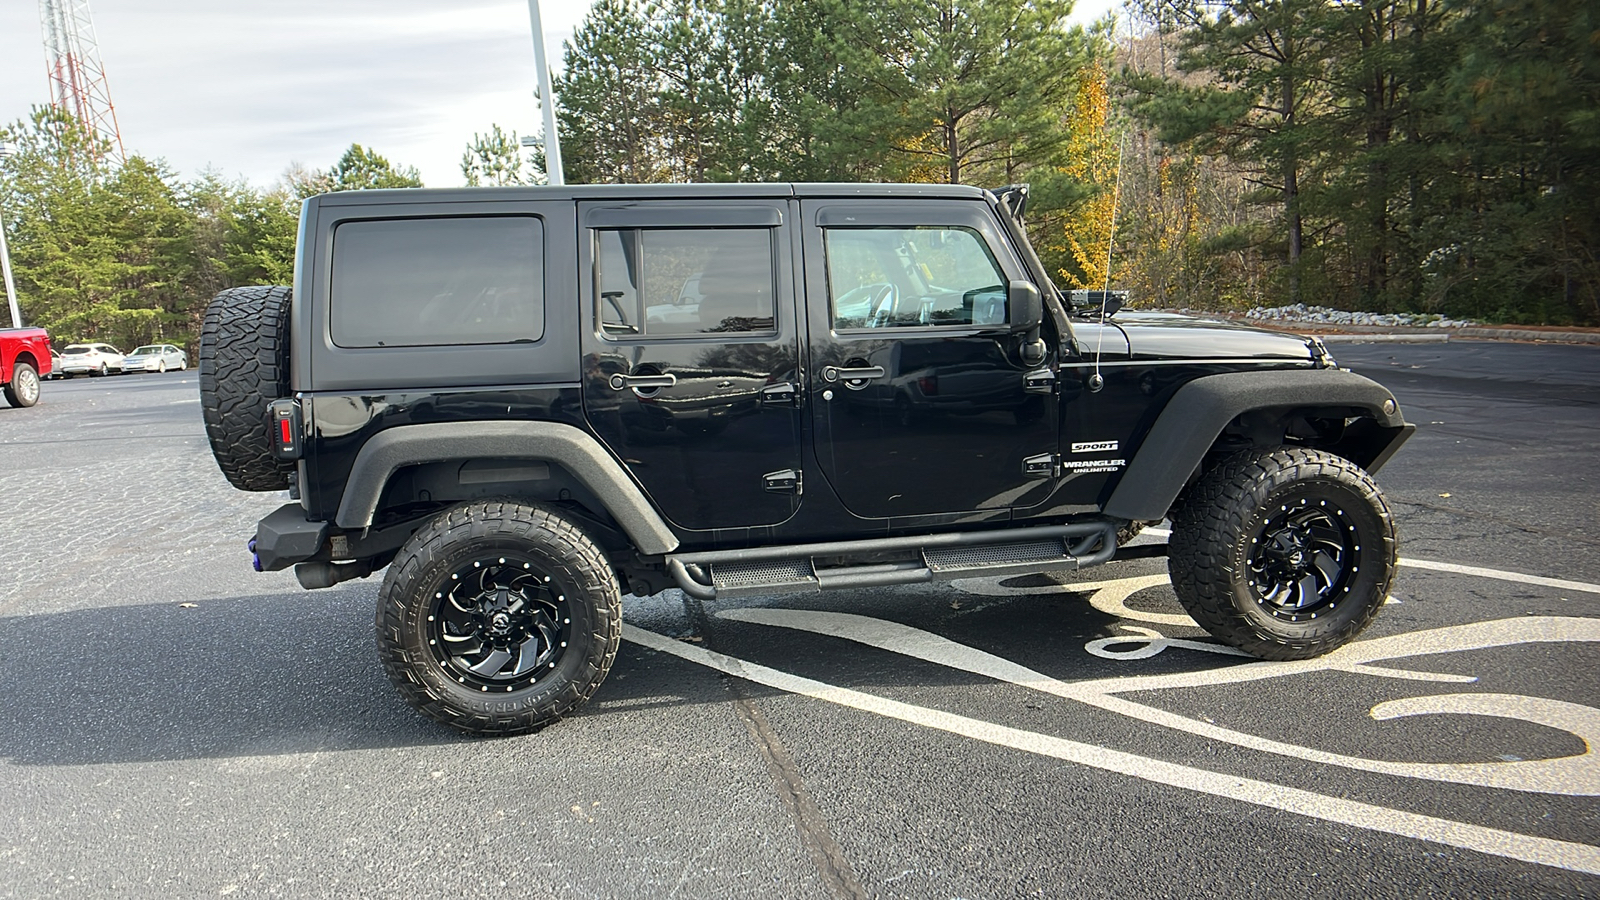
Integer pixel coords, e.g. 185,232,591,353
824,227,1006,330
596,228,775,338
330,217,544,348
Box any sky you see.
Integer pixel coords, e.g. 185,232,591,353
0,0,1120,190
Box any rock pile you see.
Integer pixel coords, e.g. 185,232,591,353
1244,304,1478,328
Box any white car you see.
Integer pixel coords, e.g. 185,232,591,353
122,343,188,373
57,343,125,377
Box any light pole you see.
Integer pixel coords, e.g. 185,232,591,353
525,0,564,186
0,141,20,329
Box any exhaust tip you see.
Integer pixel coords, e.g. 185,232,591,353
295,561,372,590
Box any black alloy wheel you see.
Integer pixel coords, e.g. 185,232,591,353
1169,447,1396,660
377,501,622,735
1247,497,1358,622
429,555,571,692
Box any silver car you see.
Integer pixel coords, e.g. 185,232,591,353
122,343,188,374
58,343,125,377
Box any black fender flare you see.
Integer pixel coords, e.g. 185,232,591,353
1102,368,1413,523
335,420,680,555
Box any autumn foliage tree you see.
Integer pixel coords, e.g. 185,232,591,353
1122,0,1600,322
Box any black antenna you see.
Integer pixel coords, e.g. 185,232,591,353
1089,137,1127,393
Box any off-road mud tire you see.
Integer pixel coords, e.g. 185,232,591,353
1168,447,1396,660
376,501,623,735
199,285,294,491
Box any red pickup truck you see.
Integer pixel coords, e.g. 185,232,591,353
1,326,51,407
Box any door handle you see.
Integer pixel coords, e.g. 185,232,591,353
821,365,885,384
608,373,678,391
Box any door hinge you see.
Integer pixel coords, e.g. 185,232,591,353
1023,367,1057,394
761,382,799,406
1023,453,1058,478
763,468,803,495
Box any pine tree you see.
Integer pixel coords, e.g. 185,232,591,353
462,124,546,186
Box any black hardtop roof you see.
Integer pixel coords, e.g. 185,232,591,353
311,182,991,207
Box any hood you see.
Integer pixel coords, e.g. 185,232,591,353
1110,311,1319,363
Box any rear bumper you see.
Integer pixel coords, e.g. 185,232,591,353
253,503,327,571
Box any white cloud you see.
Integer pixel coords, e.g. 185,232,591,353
0,0,1119,189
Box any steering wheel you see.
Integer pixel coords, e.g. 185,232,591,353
864,282,899,328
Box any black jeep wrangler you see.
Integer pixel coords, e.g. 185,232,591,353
199,182,1412,735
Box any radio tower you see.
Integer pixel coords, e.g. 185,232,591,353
39,0,126,164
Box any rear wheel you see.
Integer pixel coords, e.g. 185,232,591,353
1168,448,1395,660
4,362,40,408
376,501,623,735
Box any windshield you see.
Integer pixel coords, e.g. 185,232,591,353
131,346,160,355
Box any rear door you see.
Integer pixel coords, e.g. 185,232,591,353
800,199,1059,520
578,201,804,532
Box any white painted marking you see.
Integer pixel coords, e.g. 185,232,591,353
625,623,1600,875
718,608,1600,797
167,398,200,405
1137,528,1597,596
1342,663,1476,684
1080,573,1195,627
1084,625,1252,660
1399,558,1600,596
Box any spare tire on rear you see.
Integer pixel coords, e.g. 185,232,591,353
200,285,295,492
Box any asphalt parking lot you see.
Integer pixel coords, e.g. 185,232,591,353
1,342,1596,899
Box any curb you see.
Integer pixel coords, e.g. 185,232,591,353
1316,333,1450,344
1454,327,1600,345
1228,318,1600,346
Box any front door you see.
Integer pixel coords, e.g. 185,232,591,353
800,200,1059,520
579,201,804,532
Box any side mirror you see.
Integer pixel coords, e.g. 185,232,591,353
1007,280,1042,332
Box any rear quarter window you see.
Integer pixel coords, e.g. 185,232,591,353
329,216,544,348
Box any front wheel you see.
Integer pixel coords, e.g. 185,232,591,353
1168,448,1396,660
376,501,623,735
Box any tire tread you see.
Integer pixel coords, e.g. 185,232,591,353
1168,447,1397,660
375,501,622,736
198,285,295,491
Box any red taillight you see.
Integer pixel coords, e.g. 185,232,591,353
268,398,302,460
917,375,938,396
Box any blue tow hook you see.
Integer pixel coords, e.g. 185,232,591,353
248,537,262,572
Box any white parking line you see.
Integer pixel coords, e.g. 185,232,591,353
719,608,1600,797
1142,527,1600,596
624,623,1600,876
1399,558,1600,595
